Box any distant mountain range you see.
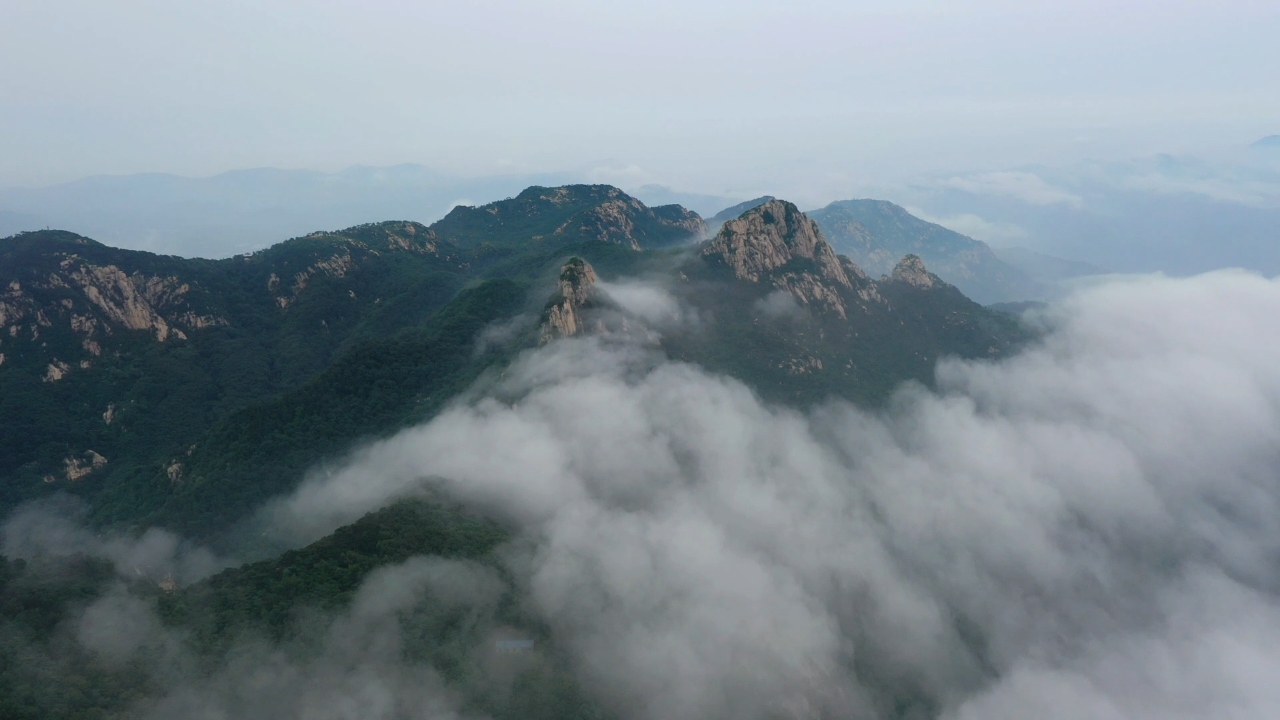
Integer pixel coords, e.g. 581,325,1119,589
806,199,1045,305
0,165,578,258
896,154,1280,277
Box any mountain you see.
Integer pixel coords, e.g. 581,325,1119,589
0,185,705,529
807,199,1043,304
0,188,1036,720
0,187,1026,543
708,195,775,229
0,222,480,516
1251,135,1280,148
663,200,1025,402
533,199,1026,407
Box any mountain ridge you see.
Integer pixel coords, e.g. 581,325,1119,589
808,198,1043,304
1,185,1029,540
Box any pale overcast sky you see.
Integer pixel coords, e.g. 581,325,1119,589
2,0,1277,195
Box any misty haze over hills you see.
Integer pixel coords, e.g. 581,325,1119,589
5,150,1279,283
0,165,575,258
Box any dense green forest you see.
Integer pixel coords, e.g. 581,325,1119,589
1,499,604,720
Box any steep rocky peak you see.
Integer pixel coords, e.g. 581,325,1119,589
890,254,938,289
556,257,598,306
540,257,599,343
701,199,851,288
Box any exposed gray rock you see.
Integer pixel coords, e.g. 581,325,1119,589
890,254,938,289
701,199,871,317
540,258,600,343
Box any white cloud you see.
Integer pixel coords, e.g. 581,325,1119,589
903,206,1030,244
597,281,684,325
1117,173,1280,209
943,171,1085,208
267,268,1280,720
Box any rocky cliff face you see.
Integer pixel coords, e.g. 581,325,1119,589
540,258,600,343
0,253,228,383
700,199,882,317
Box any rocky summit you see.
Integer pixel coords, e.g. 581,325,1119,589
540,257,600,343
890,254,937,289
700,199,880,318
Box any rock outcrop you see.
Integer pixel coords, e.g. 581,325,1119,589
703,199,850,285
540,258,600,343
889,254,939,289
551,191,706,250
700,199,885,317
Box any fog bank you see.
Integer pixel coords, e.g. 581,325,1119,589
270,269,1280,718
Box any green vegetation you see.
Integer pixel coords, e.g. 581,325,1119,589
0,184,1041,719
0,499,604,720
148,279,528,538
0,554,157,720
0,222,473,521
664,255,1027,406
2,185,1030,538
161,498,509,644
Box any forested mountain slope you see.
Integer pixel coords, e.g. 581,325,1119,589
2,187,1028,542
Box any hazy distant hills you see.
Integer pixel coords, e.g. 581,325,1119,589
898,154,1280,277
0,165,578,258
807,199,1044,305
990,246,1106,283
629,184,741,217
708,196,775,229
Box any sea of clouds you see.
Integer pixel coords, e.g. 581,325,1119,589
263,268,1280,719
7,268,1280,719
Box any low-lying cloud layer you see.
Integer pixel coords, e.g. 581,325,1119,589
3,497,231,585
268,269,1280,719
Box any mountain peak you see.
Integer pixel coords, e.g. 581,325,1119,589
890,254,938,289
540,257,599,343
699,199,877,318
701,199,851,288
